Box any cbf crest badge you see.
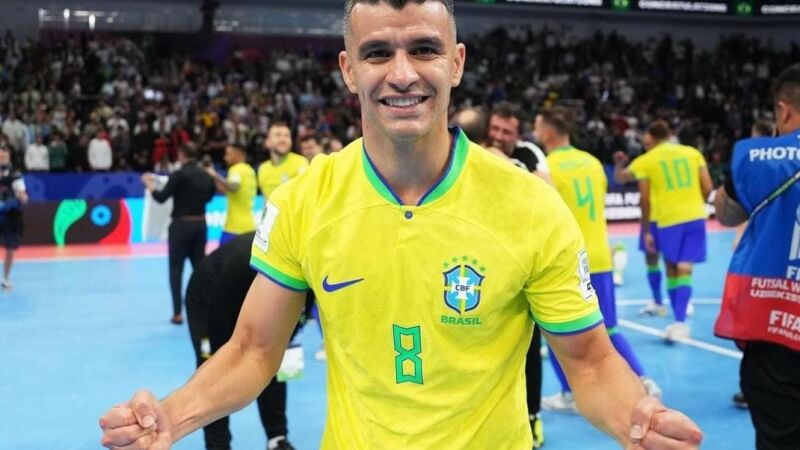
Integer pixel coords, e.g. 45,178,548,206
442,256,486,315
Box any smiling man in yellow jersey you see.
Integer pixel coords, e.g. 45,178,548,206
208,145,257,245
615,120,713,342
535,106,661,413
258,122,309,198
99,2,702,450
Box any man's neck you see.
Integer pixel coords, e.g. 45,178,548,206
362,123,453,206
270,151,288,166
545,137,571,153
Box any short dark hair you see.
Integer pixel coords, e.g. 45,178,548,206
772,64,800,110
538,106,572,136
646,120,671,142
752,119,774,138
343,0,455,37
299,133,320,145
452,107,487,144
227,144,246,155
179,142,198,159
268,121,291,132
490,101,524,134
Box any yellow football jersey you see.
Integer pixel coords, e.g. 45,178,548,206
548,146,612,273
224,162,257,233
251,129,601,449
258,152,309,198
628,142,708,227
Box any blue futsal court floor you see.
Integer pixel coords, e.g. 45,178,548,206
0,227,753,449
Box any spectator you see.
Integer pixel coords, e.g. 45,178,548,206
48,131,68,172
88,130,113,171
24,135,49,171
298,133,324,162
2,111,26,155
131,121,155,172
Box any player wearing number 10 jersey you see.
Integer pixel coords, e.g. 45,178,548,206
534,108,659,412
251,128,602,449
623,120,713,342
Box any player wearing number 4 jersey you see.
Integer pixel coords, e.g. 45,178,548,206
99,2,702,450
616,120,713,343
535,108,660,413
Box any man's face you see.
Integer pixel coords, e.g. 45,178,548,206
224,146,239,166
642,132,655,150
339,2,465,142
300,139,323,161
0,149,10,165
265,125,293,156
532,115,552,148
488,114,520,155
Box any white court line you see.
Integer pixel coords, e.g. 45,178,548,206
17,253,165,263
618,298,721,306
618,319,742,360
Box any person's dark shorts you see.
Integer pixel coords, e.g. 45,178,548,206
740,341,800,450
0,218,22,250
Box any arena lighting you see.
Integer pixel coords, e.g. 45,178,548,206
89,14,96,30
63,8,70,20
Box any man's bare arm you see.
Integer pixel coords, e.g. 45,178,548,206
699,166,713,200
714,186,748,227
99,275,305,448
545,326,645,445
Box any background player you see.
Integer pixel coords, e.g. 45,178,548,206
614,144,666,316
535,107,660,412
615,120,713,342
257,122,308,199
207,145,257,245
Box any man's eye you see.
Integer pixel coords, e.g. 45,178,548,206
366,50,390,60
413,47,437,56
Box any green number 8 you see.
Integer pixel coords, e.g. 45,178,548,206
393,325,423,384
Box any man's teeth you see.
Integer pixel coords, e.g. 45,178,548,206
385,97,423,107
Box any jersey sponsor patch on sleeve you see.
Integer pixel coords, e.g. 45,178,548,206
254,201,279,251
577,249,595,300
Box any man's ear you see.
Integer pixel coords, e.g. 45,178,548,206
339,51,358,94
451,43,466,87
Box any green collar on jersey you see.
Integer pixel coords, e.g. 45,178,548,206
551,145,576,153
361,127,469,206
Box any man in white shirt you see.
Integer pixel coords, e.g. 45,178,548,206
24,135,49,171
2,111,27,154
88,131,113,171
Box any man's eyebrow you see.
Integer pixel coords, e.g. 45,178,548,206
409,36,445,50
357,35,447,59
358,40,389,59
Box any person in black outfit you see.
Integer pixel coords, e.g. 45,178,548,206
142,143,215,324
486,101,551,448
185,232,303,450
0,145,28,291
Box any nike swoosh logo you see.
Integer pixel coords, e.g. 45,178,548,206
322,275,364,293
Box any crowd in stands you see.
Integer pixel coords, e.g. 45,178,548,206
0,27,797,186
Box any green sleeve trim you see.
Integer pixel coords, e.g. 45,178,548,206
667,275,692,289
647,264,660,273
250,257,309,291
536,309,604,335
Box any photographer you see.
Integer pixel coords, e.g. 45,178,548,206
142,143,215,324
0,145,28,291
